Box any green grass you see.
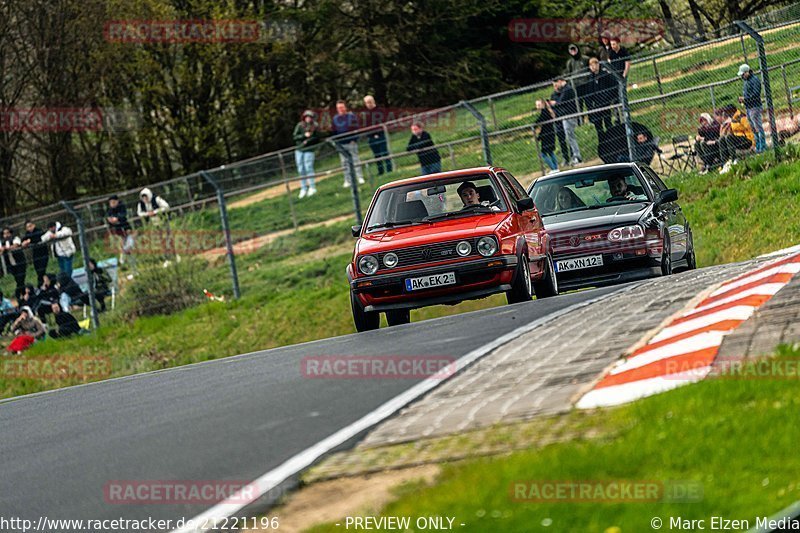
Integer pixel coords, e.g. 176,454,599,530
306,345,800,532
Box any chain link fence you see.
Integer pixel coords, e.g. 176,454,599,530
1,5,799,332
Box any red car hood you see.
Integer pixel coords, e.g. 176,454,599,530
357,212,509,255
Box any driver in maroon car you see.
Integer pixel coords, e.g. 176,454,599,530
608,175,645,201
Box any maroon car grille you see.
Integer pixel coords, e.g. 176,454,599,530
375,238,479,270
553,231,609,249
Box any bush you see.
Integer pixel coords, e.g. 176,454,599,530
122,257,206,318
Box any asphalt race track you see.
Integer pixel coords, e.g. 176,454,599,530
0,285,623,528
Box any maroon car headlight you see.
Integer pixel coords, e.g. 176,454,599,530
477,236,498,257
608,225,644,242
358,255,379,275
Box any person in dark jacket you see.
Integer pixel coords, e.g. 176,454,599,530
17,284,42,317
695,113,721,172
598,31,612,62
36,273,60,321
407,122,441,175
363,95,393,176
738,64,765,153
49,302,81,339
534,99,559,173
87,258,112,312
549,77,582,165
56,272,89,312
292,110,322,198
106,195,134,265
332,100,365,187
582,57,616,138
565,44,589,83
21,221,49,286
607,37,631,79
1,227,27,298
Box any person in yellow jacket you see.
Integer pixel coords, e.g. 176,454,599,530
715,104,754,174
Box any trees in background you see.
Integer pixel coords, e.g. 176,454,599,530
0,0,794,216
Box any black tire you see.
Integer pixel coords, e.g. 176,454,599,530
685,230,697,270
533,255,559,298
386,309,411,327
351,291,379,332
661,234,672,276
506,255,533,304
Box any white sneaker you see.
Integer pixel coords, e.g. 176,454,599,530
719,160,732,174
547,169,560,175
343,181,351,188
357,178,365,185
298,188,307,199
571,158,581,166
307,187,317,197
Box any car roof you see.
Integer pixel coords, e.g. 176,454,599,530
375,166,504,191
530,162,641,186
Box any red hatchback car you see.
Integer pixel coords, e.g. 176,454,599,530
348,167,557,332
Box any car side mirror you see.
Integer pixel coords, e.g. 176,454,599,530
351,225,362,237
657,189,678,206
516,197,535,211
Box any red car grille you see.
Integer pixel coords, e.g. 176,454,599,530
375,238,479,271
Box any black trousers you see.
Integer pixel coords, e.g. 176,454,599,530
719,135,752,162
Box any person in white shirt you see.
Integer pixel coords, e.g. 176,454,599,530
41,221,77,277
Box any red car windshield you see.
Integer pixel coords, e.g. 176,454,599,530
365,175,508,232
530,168,649,216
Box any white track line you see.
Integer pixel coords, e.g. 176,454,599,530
709,263,800,297
609,330,726,375
171,286,635,533
576,367,711,408
651,306,755,343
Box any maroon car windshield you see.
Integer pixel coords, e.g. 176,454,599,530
531,169,650,216
365,175,508,232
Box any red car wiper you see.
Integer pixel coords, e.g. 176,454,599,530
366,220,426,231
423,205,493,222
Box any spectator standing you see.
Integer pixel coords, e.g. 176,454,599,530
695,113,721,173
550,77,582,166
549,81,570,165
292,110,321,198
738,64,766,153
106,195,134,264
332,100,365,188
21,221,49,286
49,303,81,339
36,273,60,321
137,188,170,224
534,99,559,173
716,105,754,174
565,44,589,84
7,306,45,353
1,227,27,298
598,31,612,62
607,37,631,79
87,258,112,312
406,122,442,175
41,221,76,277
582,57,616,137
363,95,393,176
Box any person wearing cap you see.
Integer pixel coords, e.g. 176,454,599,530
549,77,582,166
293,109,322,198
363,95,393,176
738,64,765,153
695,113,721,173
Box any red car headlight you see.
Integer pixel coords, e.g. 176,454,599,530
358,255,379,275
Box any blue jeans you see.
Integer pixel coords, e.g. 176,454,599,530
541,151,558,171
368,135,392,174
746,107,766,152
57,255,74,278
421,161,442,175
294,150,316,190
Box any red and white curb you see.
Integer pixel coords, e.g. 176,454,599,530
576,252,800,409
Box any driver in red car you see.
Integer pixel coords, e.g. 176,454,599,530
457,181,501,210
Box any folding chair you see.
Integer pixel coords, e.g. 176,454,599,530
658,135,696,176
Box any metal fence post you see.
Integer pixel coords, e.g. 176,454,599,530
199,171,241,300
277,151,299,231
381,123,394,167
605,67,635,163
740,34,748,63
460,100,493,166
60,201,99,330
332,142,363,226
735,21,781,151
710,86,717,112
487,97,499,130
782,65,793,117
653,58,665,106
